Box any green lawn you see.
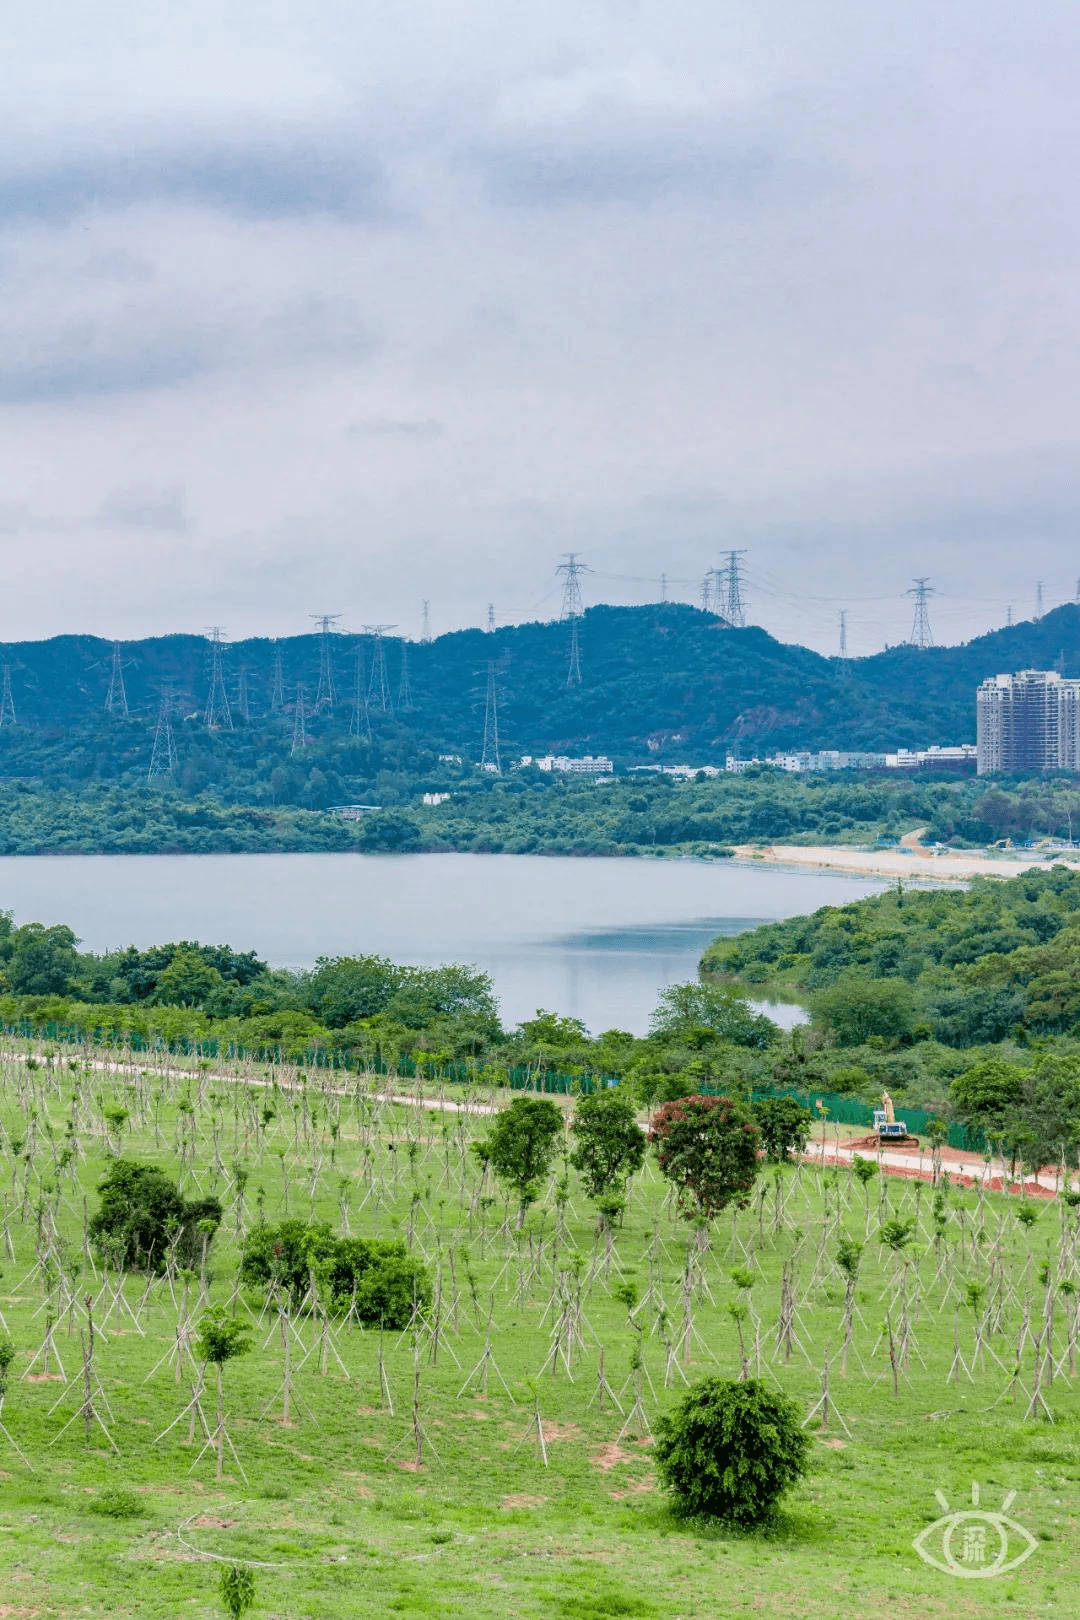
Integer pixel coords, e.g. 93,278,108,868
0,1048,1077,1618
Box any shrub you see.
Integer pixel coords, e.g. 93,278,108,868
88,1159,222,1274
89,1487,142,1519
751,1096,812,1162
239,1221,431,1327
220,1564,256,1619
654,1376,809,1525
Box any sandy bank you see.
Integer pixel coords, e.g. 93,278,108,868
730,842,1080,882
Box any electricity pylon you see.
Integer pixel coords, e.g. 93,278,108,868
311,614,341,712
0,666,16,729
557,553,589,686
105,642,129,717
398,641,414,711
364,626,395,714
269,644,285,711
291,681,309,755
350,644,372,741
481,660,501,773
204,628,233,730
420,601,432,644
906,579,936,649
147,689,177,782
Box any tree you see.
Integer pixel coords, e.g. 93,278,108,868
195,1306,253,1481
89,1159,222,1274
649,982,778,1050
480,1096,565,1222
568,1087,645,1203
239,1221,431,1326
648,1094,761,1220
751,1096,812,1162
951,1058,1027,1127
809,974,918,1047
654,1377,810,1524
7,923,80,996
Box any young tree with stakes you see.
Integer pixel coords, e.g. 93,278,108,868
648,1094,761,1220
479,1096,565,1226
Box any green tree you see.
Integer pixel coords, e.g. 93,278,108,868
195,1306,253,1481
89,1159,222,1274
654,1377,809,1524
950,1058,1026,1128
751,1096,812,1162
7,923,80,996
648,1094,761,1220
480,1096,565,1223
810,974,918,1047
568,1087,645,1202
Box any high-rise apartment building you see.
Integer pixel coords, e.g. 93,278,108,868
976,670,1080,774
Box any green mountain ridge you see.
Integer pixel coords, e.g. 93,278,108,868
3,602,1080,775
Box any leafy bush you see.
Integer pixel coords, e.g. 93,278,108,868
88,1159,222,1274
654,1376,809,1525
89,1487,142,1519
751,1096,812,1162
220,1564,256,1619
239,1220,431,1327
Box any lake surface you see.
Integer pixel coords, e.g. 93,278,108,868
0,853,888,1036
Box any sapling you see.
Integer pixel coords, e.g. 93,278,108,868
219,1564,255,1620
195,1306,253,1481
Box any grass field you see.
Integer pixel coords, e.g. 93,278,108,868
1,1045,1078,1619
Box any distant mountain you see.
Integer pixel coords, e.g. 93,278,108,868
2,602,1079,779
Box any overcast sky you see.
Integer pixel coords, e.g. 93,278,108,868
4,1,1080,656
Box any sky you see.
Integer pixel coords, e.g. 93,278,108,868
4,1,1080,657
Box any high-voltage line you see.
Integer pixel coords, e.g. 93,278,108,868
147,688,177,782
420,601,432,644
481,659,501,773
906,579,936,649
311,614,341,712
291,681,309,755
204,627,233,730
364,626,395,713
105,641,129,717
350,644,372,741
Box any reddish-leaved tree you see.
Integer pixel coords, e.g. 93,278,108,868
648,1094,760,1219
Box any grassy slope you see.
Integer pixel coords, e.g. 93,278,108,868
0,1052,1077,1618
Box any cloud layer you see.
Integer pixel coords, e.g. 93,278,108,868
4,1,1080,655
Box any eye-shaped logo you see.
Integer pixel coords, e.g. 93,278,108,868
913,1484,1038,1579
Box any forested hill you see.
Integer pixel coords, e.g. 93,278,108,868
2,601,1080,770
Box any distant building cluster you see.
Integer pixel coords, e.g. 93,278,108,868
725,746,977,775
520,754,614,776
977,670,1080,775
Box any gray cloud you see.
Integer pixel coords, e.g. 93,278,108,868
97,484,190,532
0,133,391,226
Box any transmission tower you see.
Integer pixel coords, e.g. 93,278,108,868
350,644,372,741
1035,581,1044,622
700,570,715,612
838,610,848,659
311,614,341,712
290,681,309,755
567,619,582,687
487,603,495,633
0,666,16,729
269,643,285,712
420,601,432,644
715,550,747,628
104,641,129,717
204,628,233,730
481,660,501,773
236,667,250,723
147,689,177,782
364,626,395,713
905,579,936,649
557,553,590,620
659,572,668,603
1006,605,1013,627
397,641,414,711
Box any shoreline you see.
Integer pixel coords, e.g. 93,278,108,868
728,841,1080,882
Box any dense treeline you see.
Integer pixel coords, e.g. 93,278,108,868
2,769,1079,856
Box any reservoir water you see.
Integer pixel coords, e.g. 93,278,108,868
0,853,888,1036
